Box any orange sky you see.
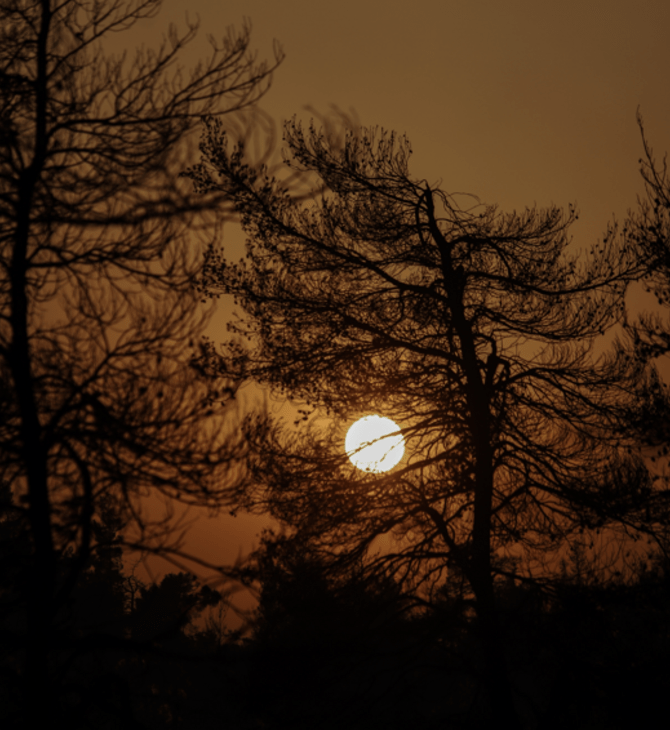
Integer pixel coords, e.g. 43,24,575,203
126,0,670,238
116,0,670,595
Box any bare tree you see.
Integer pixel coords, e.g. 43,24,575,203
183,118,668,727
0,0,282,724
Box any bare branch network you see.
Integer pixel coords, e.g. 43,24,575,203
1,2,283,721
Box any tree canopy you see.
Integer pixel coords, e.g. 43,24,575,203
185,115,670,726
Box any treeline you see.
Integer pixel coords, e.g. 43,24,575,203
2,499,669,729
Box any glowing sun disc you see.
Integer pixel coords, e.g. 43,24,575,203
345,415,405,473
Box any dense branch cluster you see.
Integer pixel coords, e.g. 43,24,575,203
186,119,664,591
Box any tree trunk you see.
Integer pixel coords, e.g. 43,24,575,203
470,565,520,729
10,4,59,724
429,187,522,729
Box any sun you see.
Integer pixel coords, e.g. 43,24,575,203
345,415,405,473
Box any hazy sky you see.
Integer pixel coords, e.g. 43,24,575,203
131,0,670,235
119,0,670,586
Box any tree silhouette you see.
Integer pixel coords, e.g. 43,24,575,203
0,0,282,725
244,532,454,730
622,114,670,448
184,118,670,727
130,571,221,645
